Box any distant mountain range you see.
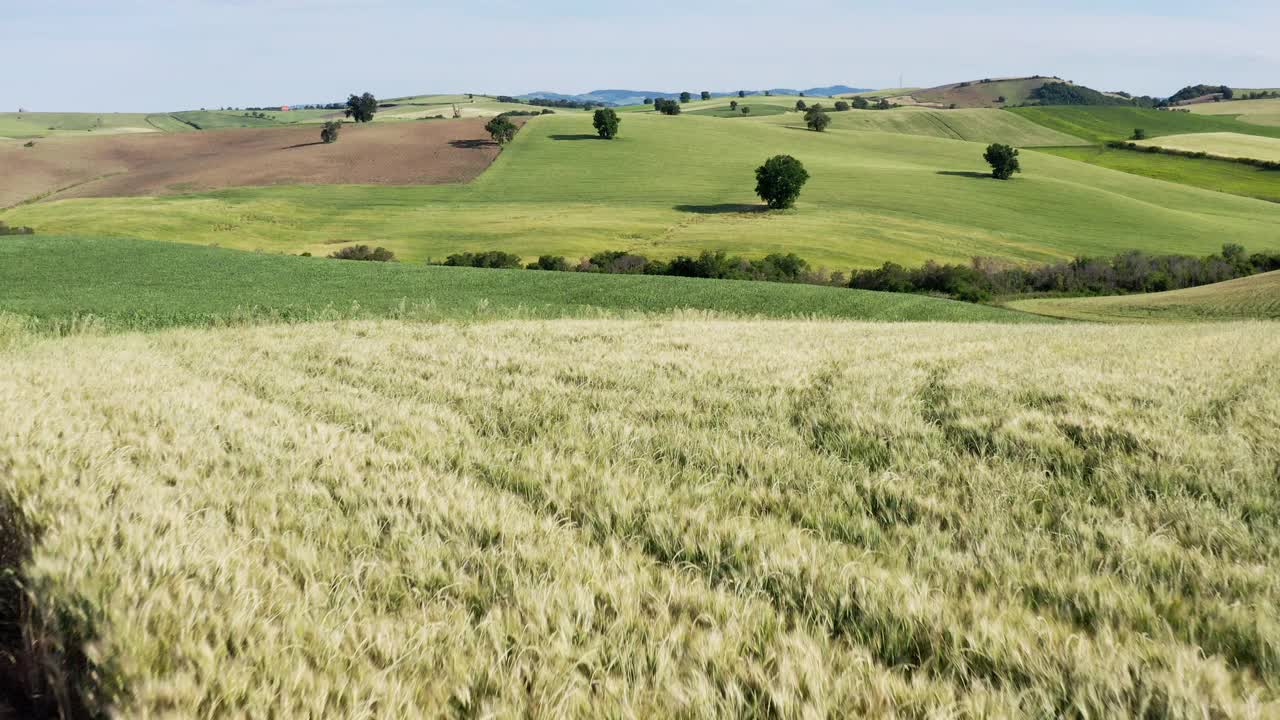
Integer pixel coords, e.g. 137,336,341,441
521,86,872,107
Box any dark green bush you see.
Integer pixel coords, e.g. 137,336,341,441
443,251,521,269
329,245,395,261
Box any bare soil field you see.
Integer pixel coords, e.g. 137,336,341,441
0,119,510,208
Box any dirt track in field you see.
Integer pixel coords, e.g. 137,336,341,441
0,119,511,208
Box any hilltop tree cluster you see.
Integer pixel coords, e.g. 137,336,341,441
654,99,682,115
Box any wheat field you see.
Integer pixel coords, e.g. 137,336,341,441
3,317,1279,718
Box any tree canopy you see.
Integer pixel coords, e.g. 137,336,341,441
983,143,1021,180
593,109,621,139
344,92,378,123
485,116,519,145
804,106,831,132
755,155,810,209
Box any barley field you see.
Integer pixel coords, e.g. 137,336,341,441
3,318,1279,718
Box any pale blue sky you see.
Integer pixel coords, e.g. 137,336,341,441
8,1,1279,111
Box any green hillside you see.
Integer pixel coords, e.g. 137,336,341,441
6,113,1280,268
1038,145,1280,203
909,77,1062,108
0,112,195,138
1010,270,1280,322
0,236,1038,332
1009,105,1280,144
1188,98,1280,127
766,107,1089,146
1137,132,1280,162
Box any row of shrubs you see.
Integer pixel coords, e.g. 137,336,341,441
0,221,35,236
850,245,1280,302
1106,140,1280,170
441,249,834,283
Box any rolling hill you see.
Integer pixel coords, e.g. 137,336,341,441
1136,132,1280,162
5,112,1280,268
1187,98,1280,127
1008,105,1280,144
0,236,1039,331
1010,270,1280,321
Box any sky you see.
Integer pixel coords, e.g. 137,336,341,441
6,0,1279,112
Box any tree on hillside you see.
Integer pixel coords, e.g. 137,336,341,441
655,99,682,115
1132,128,1147,140
643,98,653,105
1221,85,1235,100
680,92,692,103
701,91,711,101
834,100,850,111
795,100,807,111
593,108,621,139
320,120,343,144
876,98,892,110
755,155,810,209
730,100,739,110
983,143,1021,180
485,116,519,145
738,90,746,98
741,106,751,115
804,106,831,132
344,92,379,123
852,96,870,110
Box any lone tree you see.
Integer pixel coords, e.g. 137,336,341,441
738,90,746,98
730,100,739,110
655,98,682,115
834,100,850,111
485,116,519,145
741,106,751,115
344,92,378,123
755,155,810,209
795,99,808,111
320,120,343,144
701,91,711,101
1132,128,1147,140
804,106,831,132
983,143,1021,180
593,108,621,139
680,91,692,104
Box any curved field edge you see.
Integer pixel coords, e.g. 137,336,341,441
0,236,1043,332
1009,270,1280,322
2,319,1278,717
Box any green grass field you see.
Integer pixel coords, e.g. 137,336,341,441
1010,270,1280,321
1188,98,1280,127
687,103,791,118
768,107,1089,146
1009,106,1280,144
1036,145,1280,203
1136,132,1280,162
0,236,1038,332
7,112,1280,269
171,110,290,130
0,112,195,138
4,318,1278,717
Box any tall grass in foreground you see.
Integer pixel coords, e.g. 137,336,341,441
2,319,1278,717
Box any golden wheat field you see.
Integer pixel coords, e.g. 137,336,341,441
2,317,1279,718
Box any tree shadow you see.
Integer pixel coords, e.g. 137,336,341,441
549,134,603,141
282,141,325,150
450,139,495,149
674,203,768,214
936,171,993,179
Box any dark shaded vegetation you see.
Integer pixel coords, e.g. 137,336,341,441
755,155,810,209
984,144,1021,180
804,106,831,132
329,245,396,262
442,251,522,269
1106,140,1280,170
320,121,342,144
0,222,35,236
1031,82,1137,107
1168,85,1233,104
850,245,1280,302
518,249,834,284
485,116,519,145
654,99,682,115
592,109,621,139
344,92,378,123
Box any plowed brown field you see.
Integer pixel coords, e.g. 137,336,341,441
0,119,510,208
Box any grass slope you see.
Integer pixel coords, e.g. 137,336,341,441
1188,98,1280,127
0,236,1037,330
0,112,194,138
774,107,1089,146
1137,132,1280,162
171,110,292,130
1009,106,1280,144
1010,270,1280,321
909,77,1061,108
1036,145,1280,203
3,319,1278,717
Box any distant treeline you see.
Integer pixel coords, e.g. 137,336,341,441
437,245,1280,304
1107,140,1280,170
496,96,608,110
1168,85,1233,104
851,245,1280,302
